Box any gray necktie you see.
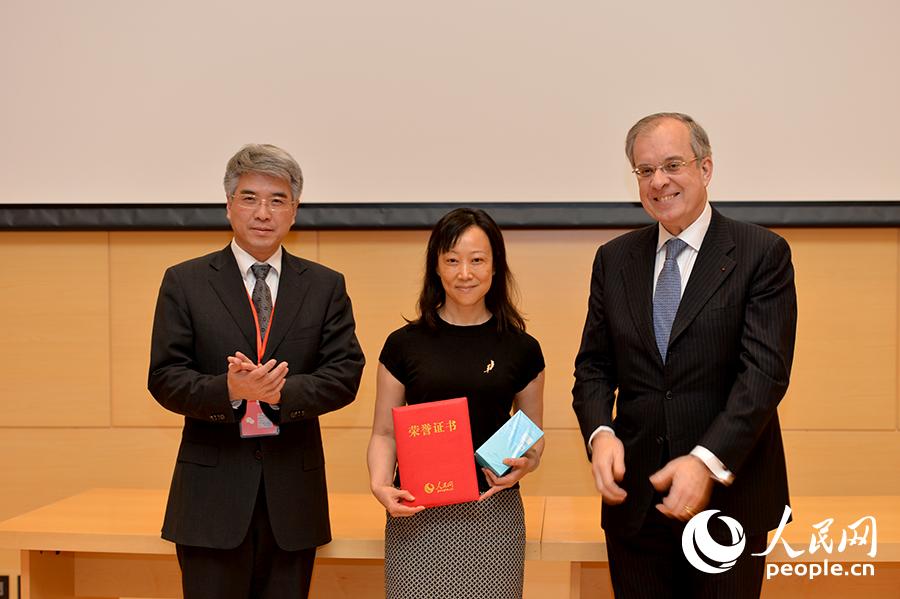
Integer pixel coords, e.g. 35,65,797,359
250,263,273,341
653,238,689,362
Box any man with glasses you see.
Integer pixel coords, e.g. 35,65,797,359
573,113,797,597
149,144,365,598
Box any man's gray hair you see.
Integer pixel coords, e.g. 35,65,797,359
224,144,303,202
625,112,712,167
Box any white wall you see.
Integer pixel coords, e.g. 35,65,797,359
1,0,898,204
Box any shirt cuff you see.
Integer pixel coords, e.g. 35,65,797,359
587,425,616,454
691,445,735,486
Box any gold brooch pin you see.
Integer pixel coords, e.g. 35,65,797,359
484,360,495,374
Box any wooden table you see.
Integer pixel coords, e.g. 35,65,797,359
3,491,897,599
0,489,545,598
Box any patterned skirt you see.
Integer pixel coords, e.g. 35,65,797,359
384,488,525,599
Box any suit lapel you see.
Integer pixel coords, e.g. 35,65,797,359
669,209,736,346
622,226,661,363
263,250,310,361
208,247,257,351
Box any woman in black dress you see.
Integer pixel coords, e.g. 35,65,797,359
367,208,545,599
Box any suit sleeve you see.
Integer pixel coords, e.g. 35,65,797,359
572,246,618,458
699,235,797,473
148,266,236,423
278,272,365,422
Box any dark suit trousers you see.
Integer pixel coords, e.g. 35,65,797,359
606,504,767,599
176,482,316,599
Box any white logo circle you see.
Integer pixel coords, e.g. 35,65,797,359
681,510,746,574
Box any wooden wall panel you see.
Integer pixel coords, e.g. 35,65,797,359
783,430,900,495
778,229,899,430
0,428,179,522
316,231,429,428
523,429,597,497
110,231,231,427
1,226,899,580
0,232,110,427
282,230,321,265
504,230,625,429
321,427,377,494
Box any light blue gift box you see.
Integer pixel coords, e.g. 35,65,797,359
475,410,544,477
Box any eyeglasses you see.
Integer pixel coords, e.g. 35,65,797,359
632,157,699,179
232,195,296,212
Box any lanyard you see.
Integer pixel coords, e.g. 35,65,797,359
246,290,276,365
241,291,281,438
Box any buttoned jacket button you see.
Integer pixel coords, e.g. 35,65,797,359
665,391,673,400
254,449,263,460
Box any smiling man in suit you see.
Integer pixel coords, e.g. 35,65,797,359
149,144,365,599
572,113,797,597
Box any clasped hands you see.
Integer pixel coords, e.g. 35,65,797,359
226,351,288,405
590,431,713,522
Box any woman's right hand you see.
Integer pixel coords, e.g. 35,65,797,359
371,485,426,518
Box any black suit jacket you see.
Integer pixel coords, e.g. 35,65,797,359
149,246,365,551
572,208,797,537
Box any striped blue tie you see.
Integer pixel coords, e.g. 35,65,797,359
653,238,688,362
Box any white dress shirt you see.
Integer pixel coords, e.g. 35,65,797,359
229,240,283,410
231,239,282,304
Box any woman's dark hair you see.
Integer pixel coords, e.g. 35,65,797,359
414,207,526,332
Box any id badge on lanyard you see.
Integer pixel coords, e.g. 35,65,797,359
240,291,280,438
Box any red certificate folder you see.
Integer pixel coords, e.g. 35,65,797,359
392,397,480,508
